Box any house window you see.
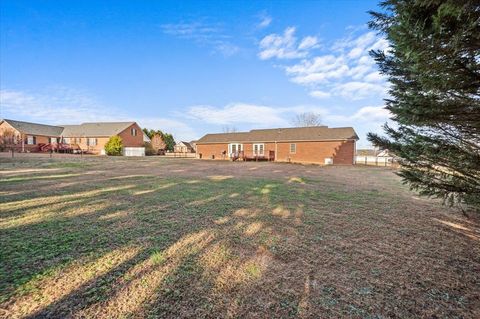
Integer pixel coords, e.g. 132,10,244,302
228,143,242,157
63,138,70,144
26,135,36,145
253,143,264,156
87,138,97,146
131,128,137,136
290,143,296,154
50,137,58,144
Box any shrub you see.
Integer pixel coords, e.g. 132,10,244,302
144,142,155,156
104,135,123,156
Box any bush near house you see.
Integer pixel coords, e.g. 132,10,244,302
104,135,123,156
144,141,156,156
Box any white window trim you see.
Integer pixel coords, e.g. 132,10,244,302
228,143,243,157
131,128,137,136
290,143,296,154
87,138,97,146
253,143,265,156
27,135,35,145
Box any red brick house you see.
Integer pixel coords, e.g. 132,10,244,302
195,126,359,165
0,119,145,155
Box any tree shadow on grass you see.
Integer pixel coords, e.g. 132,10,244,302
1,172,479,318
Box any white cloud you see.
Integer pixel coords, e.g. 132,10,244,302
350,106,390,122
332,82,388,100
161,21,239,57
0,88,198,141
326,104,389,124
298,36,319,50
0,88,117,123
309,90,331,99
187,103,289,126
257,14,272,29
258,27,319,60
260,27,390,100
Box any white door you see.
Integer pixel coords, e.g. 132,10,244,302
228,143,242,157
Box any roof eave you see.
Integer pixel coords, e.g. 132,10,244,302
196,138,359,144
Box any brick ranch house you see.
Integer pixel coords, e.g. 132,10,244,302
195,126,359,165
0,119,147,156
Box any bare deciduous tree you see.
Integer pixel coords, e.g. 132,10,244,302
291,112,322,127
0,129,18,152
222,125,238,133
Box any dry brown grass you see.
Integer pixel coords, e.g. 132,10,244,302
0,156,479,318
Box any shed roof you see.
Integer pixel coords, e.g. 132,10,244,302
196,126,358,144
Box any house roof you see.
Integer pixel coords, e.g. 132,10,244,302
1,119,64,136
61,122,135,137
196,126,359,144
178,141,194,149
356,149,377,156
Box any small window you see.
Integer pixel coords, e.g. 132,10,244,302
290,143,296,154
131,128,137,136
50,137,57,144
87,138,97,146
63,137,70,144
27,136,36,145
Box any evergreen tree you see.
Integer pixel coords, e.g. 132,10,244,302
368,0,480,212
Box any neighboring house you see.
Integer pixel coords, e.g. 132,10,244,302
174,141,195,153
189,140,197,153
0,119,63,152
143,132,151,143
150,133,167,153
355,148,395,166
356,149,377,157
0,119,145,156
356,148,392,157
196,126,359,165
376,149,393,157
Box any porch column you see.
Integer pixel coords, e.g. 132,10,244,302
21,133,25,152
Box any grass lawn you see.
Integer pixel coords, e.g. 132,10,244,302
0,156,479,318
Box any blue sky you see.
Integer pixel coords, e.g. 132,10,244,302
0,0,390,147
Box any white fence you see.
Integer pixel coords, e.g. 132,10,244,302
355,156,397,167
163,152,196,158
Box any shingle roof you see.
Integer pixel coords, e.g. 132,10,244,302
196,126,359,144
61,122,135,137
356,149,377,156
178,141,194,150
2,119,64,136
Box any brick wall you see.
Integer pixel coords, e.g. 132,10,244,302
276,140,355,165
118,123,145,147
196,139,355,164
196,143,229,160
